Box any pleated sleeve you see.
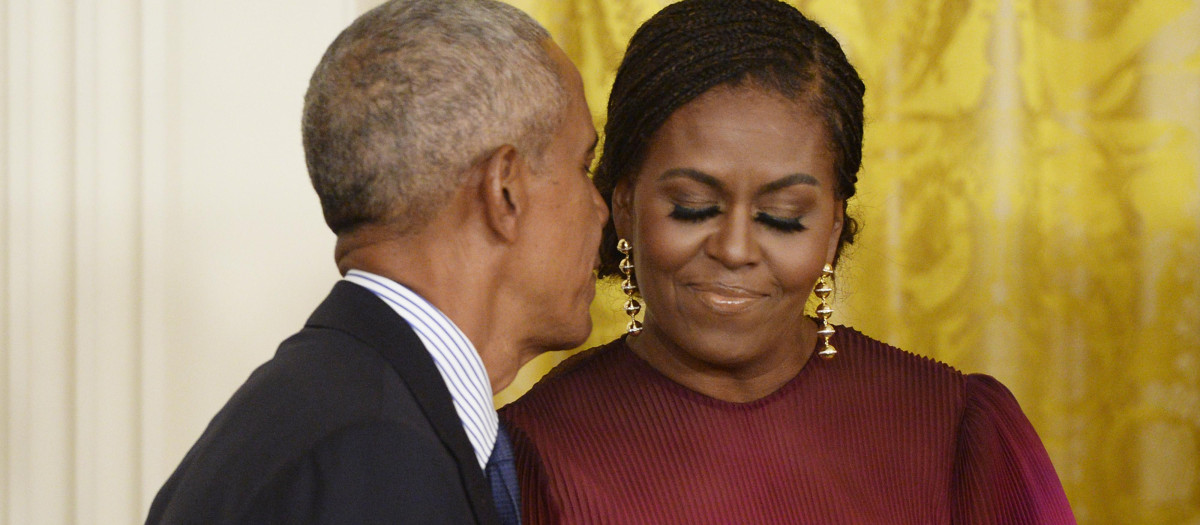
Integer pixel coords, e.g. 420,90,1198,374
950,374,1076,524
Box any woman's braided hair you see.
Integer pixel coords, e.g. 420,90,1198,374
594,0,865,278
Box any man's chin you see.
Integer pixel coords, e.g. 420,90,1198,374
543,317,593,352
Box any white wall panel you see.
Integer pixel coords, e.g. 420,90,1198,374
148,0,354,517
2,1,357,522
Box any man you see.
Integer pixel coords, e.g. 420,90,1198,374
146,0,606,523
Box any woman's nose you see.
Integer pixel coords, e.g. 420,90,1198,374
704,209,761,268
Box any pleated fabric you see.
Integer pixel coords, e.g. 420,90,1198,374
501,326,1075,524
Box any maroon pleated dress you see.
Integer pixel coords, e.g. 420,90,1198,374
500,326,1075,524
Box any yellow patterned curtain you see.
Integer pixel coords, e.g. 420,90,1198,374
496,1,1200,522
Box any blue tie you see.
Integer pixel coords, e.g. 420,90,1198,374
486,421,521,525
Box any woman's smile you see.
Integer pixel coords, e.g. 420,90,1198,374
684,282,769,314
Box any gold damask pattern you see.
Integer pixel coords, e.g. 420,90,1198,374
496,1,1200,523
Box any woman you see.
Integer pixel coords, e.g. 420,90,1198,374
501,0,1075,523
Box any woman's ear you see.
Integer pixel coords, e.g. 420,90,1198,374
611,177,634,240
825,200,845,265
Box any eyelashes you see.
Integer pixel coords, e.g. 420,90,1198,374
668,204,720,222
754,212,807,232
669,204,807,233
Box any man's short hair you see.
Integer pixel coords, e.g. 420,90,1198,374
303,0,566,235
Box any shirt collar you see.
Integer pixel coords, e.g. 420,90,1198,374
343,269,498,470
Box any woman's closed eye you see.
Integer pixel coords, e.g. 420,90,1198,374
669,203,720,222
669,203,808,233
755,211,806,233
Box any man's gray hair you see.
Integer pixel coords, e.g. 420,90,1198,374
303,0,566,234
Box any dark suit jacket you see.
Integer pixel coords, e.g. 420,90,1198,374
146,281,502,524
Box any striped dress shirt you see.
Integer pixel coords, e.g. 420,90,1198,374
343,269,497,470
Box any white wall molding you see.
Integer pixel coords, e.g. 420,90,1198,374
1,0,24,521
73,0,147,521
7,1,79,523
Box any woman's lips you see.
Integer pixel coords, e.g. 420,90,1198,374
688,283,766,314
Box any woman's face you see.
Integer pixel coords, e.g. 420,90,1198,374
613,84,843,373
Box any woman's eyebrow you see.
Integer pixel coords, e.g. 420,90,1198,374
655,169,818,195
657,168,722,189
758,173,819,195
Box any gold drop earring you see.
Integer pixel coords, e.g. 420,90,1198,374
617,238,642,335
814,264,836,359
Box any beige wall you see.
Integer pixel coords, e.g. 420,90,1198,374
2,1,361,522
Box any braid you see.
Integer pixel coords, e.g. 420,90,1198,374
595,0,866,278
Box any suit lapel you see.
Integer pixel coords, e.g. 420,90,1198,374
306,281,501,525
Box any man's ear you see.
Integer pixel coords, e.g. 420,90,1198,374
611,177,634,241
479,144,528,243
